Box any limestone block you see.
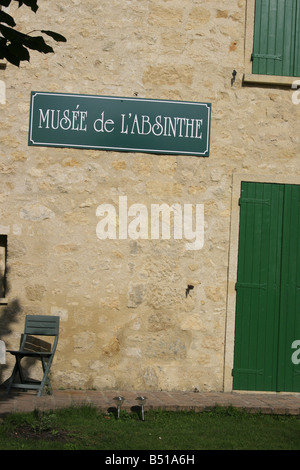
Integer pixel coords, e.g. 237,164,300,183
143,366,159,388
102,337,120,357
186,8,211,28
50,306,68,321
0,81,5,105
205,286,226,303
146,180,184,197
142,66,193,87
20,204,55,221
0,340,5,364
127,282,146,308
53,370,89,389
25,284,46,302
93,374,116,389
148,5,183,27
112,160,127,171
161,31,186,53
181,314,203,331
74,332,96,351
148,312,174,332
145,334,187,360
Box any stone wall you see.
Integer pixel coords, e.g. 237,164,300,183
0,0,299,392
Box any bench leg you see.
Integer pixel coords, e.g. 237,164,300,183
37,357,54,397
6,356,26,394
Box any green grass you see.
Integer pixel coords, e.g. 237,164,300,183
0,405,299,450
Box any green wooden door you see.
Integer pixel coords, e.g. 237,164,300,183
233,182,300,392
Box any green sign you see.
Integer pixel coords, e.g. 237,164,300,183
28,92,211,157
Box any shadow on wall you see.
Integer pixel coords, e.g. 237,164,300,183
0,263,55,395
0,261,23,389
0,297,22,388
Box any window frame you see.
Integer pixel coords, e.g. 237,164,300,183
244,0,300,86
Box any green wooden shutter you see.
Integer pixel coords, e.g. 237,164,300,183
233,182,300,392
277,185,300,392
233,182,284,391
294,1,300,76
252,0,300,77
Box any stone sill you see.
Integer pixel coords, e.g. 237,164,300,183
0,298,8,305
243,73,300,87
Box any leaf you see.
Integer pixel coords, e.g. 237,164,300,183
15,0,38,12
41,30,67,42
0,10,16,27
0,38,7,59
3,47,21,66
24,35,53,53
0,0,12,7
7,41,30,61
0,0,66,66
0,24,26,43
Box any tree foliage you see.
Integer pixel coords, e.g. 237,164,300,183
0,0,66,66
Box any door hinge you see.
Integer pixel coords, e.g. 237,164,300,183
235,282,267,290
233,368,264,375
251,53,282,61
239,197,270,206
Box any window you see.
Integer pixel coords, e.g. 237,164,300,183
0,235,7,303
244,0,300,85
